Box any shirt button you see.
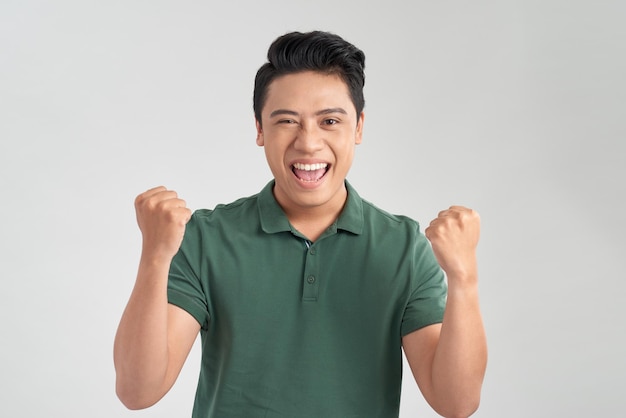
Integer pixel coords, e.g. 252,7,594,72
309,248,316,255
307,275,316,284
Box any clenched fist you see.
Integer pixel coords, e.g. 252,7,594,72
134,186,192,261
425,206,480,282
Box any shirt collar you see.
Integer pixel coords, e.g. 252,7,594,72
258,180,364,235
336,180,364,235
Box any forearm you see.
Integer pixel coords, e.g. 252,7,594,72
431,274,487,417
113,253,172,408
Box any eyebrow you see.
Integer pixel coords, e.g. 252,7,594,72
269,107,348,118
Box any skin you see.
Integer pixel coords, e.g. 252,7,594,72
405,206,487,417
114,70,487,417
114,187,199,409
256,71,363,241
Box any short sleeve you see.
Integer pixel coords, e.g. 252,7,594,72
400,229,447,336
168,211,211,330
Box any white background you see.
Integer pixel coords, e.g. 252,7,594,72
1,1,624,417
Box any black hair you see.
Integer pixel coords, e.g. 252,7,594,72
253,31,366,124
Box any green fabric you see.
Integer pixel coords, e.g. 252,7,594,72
168,180,447,418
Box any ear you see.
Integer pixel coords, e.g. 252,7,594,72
255,119,264,146
355,112,365,145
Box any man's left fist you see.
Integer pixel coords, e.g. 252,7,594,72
425,206,480,280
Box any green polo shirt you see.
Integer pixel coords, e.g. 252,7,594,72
168,180,447,418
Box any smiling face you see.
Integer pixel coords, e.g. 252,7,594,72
256,71,364,218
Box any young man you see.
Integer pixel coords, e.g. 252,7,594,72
114,31,487,418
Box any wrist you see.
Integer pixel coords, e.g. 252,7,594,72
138,249,175,271
445,270,479,296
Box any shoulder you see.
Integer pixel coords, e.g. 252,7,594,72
187,192,261,231
360,196,422,234
344,181,422,237
196,192,259,216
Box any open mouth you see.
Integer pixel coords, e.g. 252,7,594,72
292,162,330,183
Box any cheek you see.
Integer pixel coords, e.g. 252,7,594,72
264,143,287,166
336,142,356,159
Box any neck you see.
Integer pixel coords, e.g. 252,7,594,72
275,184,347,242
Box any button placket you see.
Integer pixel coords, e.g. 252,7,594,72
302,242,319,301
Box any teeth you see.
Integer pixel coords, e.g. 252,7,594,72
293,163,328,171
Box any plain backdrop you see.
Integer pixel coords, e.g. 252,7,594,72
1,1,624,417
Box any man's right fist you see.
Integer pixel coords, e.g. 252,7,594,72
134,186,192,261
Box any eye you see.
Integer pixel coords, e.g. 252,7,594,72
278,119,297,124
322,118,339,125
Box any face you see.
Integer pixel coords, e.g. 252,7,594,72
256,71,364,216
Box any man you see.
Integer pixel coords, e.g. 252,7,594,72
114,31,487,418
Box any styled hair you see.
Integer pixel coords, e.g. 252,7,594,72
253,31,366,124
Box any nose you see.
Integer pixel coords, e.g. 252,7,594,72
293,122,324,154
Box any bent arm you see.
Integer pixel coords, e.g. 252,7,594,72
403,278,486,417
113,255,200,409
114,187,199,409
403,206,487,417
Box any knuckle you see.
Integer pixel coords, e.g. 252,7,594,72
135,192,149,207
148,198,161,211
